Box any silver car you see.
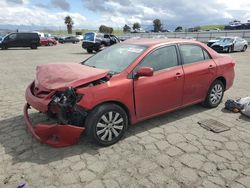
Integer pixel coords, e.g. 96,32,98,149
210,37,248,53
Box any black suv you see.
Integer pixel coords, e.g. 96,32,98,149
0,32,40,50
82,32,120,53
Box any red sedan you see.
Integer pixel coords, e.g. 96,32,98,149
40,37,57,46
24,38,235,147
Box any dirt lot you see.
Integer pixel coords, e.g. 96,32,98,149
0,43,250,188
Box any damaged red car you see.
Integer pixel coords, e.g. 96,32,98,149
24,38,235,147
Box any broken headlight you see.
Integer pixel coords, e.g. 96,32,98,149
52,88,83,106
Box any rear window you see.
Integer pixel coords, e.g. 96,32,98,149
84,33,95,41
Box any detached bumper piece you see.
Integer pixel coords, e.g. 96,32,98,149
23,103,85,148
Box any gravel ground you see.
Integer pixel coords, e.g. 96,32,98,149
0,43,250,188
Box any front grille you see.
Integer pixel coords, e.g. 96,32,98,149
212,45,223,52
207,42,214,47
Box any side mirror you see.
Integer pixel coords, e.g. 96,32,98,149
135,67,153,78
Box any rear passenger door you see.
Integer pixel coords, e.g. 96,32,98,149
19,33,29,47
179,44,217,105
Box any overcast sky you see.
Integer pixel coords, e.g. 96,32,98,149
1,0,250,30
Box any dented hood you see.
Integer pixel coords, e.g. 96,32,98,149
36,63,109,90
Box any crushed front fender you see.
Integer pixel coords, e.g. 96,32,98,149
23,103,85,148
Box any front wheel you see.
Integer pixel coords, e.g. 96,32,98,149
1,44,8,50
227,46,233,53
87,48,93,53
203,80,225,108
85,104,128,146
242,45,247,52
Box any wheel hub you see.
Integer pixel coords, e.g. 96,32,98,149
96,111,124,141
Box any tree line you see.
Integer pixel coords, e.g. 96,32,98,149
64,15,188,34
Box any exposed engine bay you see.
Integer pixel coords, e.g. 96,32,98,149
48,76,109,127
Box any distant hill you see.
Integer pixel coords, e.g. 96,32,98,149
200,25,225,30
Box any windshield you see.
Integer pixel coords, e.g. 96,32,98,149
84,33,95,41
220,38,234,43
83,44,147,73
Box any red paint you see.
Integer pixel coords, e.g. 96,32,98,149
24,38,235,147
40,37,57,46
24,104,85,148
36,63,109,90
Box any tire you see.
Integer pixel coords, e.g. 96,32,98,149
227,46,232,53
30,44,37,49
203,80,225,108
48,42,53,46
87,48,93,53
242,45,247,52
1,44,8,50
85,103,128,146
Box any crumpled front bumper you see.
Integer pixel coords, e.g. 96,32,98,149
23,103,85,148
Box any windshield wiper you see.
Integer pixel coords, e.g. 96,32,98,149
85,64,96,68
108,71,118,76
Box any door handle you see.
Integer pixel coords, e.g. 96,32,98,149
175,72,182,79
208,65,214,69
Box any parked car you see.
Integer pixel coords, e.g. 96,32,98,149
118,35,131,41
76,35,84,41
82,32,120,53
58,36,80,44
211,37,248,53
24,39,235,147
0,32,40,50
40,37,57,46
130,28,146,33
207,37,225,47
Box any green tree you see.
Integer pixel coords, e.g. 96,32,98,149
153,19,162,32
175,26,183,32
99,25,114,34
123,24,131,33
133,22,141,30
64,16,74,34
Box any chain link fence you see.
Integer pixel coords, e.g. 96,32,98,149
122,30,250,43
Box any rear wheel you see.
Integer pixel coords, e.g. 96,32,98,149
30,44,37,49
242,45,247,52
203,80,225,108
87,48,93,53
48,42,53,46
85,103,128,146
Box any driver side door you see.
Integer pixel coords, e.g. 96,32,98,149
6,33,18,47
133,45,184,120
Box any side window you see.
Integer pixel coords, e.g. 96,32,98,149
19,34,28,40
138,46,178,72
203,50,211,60
180,45,205,64
9,34,17,40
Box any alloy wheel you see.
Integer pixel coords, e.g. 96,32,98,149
210,84,223,105
96,111,124,142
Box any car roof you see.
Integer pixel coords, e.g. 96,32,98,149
122,38,201,47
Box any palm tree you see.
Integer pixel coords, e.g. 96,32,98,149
153,19,162,32
64,16,74,34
